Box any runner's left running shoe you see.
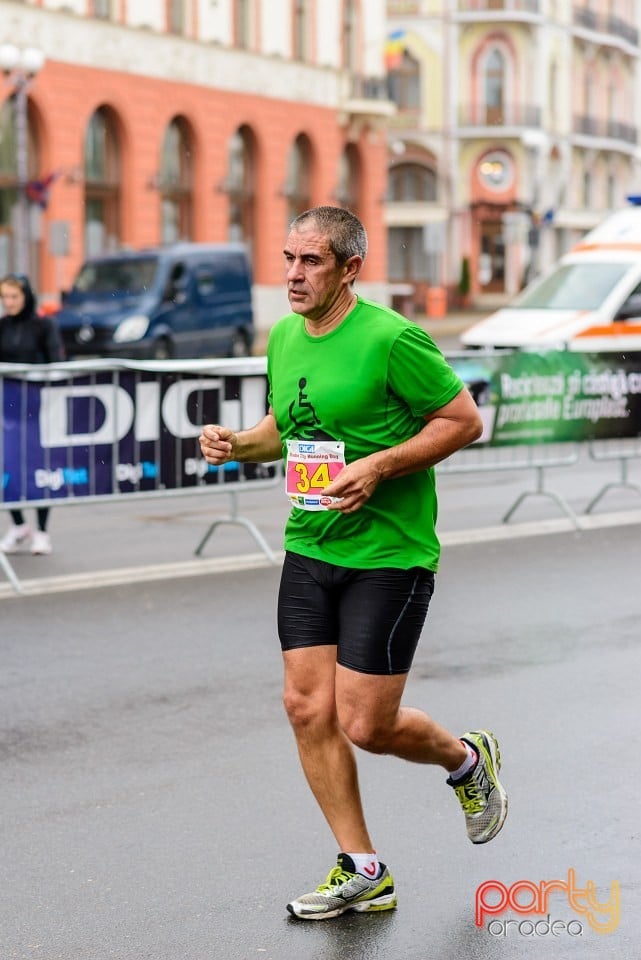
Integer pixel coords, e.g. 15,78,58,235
287,853,397,919
448,729,508,844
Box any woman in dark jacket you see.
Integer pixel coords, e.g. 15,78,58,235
0,273,63,555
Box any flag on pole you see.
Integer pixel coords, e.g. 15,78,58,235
25,171,59,209
385,30,406,70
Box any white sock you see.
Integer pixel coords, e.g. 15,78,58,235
345,852,381,879
448,740,478,782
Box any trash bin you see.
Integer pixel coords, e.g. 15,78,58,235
426,286,447,318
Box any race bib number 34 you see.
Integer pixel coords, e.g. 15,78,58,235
285,440,345,511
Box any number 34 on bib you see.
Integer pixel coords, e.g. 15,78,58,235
285,440,345,511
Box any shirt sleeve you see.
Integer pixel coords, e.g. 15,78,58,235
387,324,464,417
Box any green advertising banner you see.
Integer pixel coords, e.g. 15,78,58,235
447,351,641,446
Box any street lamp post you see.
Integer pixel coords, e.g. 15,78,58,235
0,44,45,276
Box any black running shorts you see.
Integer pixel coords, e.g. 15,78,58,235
277,551,435,675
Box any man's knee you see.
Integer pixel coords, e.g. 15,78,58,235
282,686,311,727
282,645,339,732
340,710,392,754
283,685,334,732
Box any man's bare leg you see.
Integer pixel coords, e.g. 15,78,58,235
335,665,468,768
282,647,374,852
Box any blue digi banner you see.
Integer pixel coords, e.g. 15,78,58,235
6,350,641,506
1,362,275,505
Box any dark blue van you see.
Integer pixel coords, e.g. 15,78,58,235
56,243,255,359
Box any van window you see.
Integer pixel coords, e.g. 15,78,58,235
74,257,158,295
615,281,641,321
515,262,631,311
195,265,216,299
164,262,189,303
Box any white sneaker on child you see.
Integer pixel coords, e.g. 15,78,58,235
31,531,52,555
0,523,32,553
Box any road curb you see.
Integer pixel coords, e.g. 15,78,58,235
2,507,640,600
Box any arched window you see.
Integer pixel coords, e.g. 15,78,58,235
92,0,113,18
389,163,437,203
84,107,121,256
234,0,252,49
387,159,439,286
159,117,193,244
342,0,359,72
583,168,592,207
0,96,40,276
293,0,310,61
583,70,595,122
336,143,360,214
167,0,186,34
607,80,617,129
548,60,558,128
484,48,505,125
284,134,312,224
387,50,421,113
226,126,256,252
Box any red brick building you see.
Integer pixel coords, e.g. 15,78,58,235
0,0,393,330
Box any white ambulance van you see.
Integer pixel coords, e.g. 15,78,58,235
461,202,641,352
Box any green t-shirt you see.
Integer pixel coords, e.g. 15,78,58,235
267,297,464,571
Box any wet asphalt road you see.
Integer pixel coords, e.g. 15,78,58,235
1,524,639,960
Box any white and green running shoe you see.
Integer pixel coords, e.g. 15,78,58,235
287,853,397,920
448,729,508,844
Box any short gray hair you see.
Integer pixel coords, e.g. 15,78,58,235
290,206,368,264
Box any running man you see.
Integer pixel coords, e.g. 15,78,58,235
199,206,508,920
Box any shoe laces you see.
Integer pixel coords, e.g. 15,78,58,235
317,865,356,893
452,775,486,814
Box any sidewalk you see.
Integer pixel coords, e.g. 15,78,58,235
2,442,641,598
416,309,483,342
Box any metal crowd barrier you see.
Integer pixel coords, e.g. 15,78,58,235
585,437,641,513
1,357,280,592
4,349,641,593
440,345,641,527
437,441,582,527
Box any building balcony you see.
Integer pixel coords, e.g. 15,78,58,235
387,107,422,131
458,103,541,129
573,114,638,145
607,14,640,46
387,0,422,13
456,0,541,16
573,5,639,48
340,74,396,125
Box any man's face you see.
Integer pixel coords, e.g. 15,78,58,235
0,284,25,316
284,224,354,321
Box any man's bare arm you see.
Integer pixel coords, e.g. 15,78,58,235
323,388,482,513
199,410,282,465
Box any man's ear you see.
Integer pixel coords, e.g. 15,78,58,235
343,256,363,285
